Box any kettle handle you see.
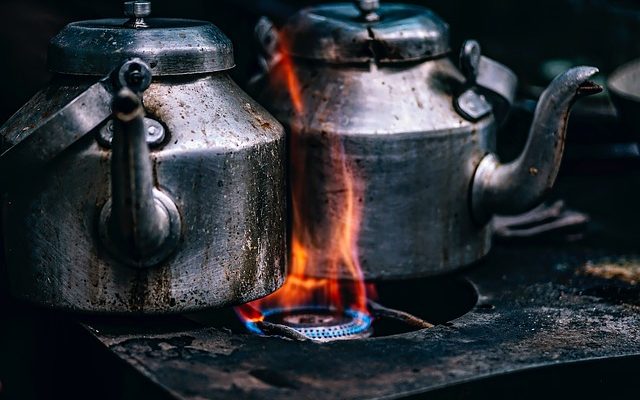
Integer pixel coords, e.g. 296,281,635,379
0,80,113,188
0,58,182,267
0,59,153,189
476,56,518,126
454,40,518,127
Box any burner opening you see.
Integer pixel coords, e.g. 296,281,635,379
374,276,478,325
183,276,478,341
369,276,478,337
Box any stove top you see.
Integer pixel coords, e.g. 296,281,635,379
80,175,640,400
2,174,640,399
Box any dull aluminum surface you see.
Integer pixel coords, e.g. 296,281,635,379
260,1,597,280
476,56,518,124
49,18,234,76
1,74,286,313
101,84,183,268
454,40,518,125
87,201,640,399
266,58,493,279
283,2,450,63
0,79,113,185
471,67,601,224
260,10,598,279
261,51,595,278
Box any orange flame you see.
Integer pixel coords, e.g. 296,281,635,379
236,31,370,325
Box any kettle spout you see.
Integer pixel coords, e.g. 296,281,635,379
471,66,601,224
99,88,181,268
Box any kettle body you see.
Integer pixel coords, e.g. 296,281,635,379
264,58,492,279
0,3,286,313
257,2,600,280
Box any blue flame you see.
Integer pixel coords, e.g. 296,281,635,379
239,307,373,340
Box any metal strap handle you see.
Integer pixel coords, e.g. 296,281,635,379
476,56,518,125
455,40,518,126
0,59,152,189
0,81,113,189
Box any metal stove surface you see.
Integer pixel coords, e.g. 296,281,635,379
86,175,640,399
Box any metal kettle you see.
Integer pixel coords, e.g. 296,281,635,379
0,1,286,313
256,0,601,280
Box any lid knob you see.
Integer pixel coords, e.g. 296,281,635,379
124,1,151,28
354,0,380,22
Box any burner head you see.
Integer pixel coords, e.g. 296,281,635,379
264,308,373,341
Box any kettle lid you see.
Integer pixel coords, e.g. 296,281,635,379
48,1,235,76
282,1,450,64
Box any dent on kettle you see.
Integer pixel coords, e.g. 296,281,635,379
470,66,602,224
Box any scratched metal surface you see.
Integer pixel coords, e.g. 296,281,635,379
84,174,640,399
1,73,286,314
85,242,640,399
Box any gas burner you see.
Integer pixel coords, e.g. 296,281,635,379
249,307,373,342
231,278,477,341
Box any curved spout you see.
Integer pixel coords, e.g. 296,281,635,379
100,88,181,268
471,66,601,224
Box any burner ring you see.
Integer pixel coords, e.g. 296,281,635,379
259,307,373,341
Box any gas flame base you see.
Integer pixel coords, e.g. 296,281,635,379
245,307,373,342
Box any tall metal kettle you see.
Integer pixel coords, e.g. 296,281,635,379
256,0,601,280
0,1,286,313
